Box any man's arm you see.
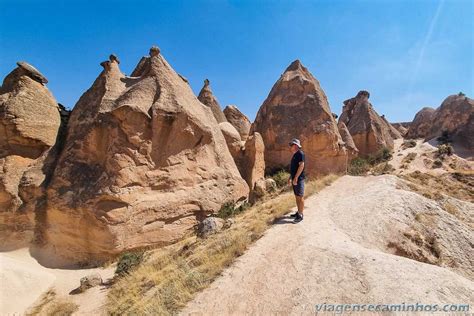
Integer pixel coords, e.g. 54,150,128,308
292,161,305,185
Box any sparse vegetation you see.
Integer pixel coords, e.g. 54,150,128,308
348,147,393,176
348,157,370,176
26,289,78,316
217,201,249,219
372,162,395,175
270,169,290,188
401,139,417,149
437,144,454,158
401,152,417,165
115,251,145,276
432,159,443,168
458,91,465,97
107,175,338,315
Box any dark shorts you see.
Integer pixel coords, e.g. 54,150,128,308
292,180,305,197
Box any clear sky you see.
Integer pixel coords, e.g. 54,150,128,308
1,0,472,122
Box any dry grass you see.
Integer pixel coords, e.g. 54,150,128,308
26,289,78,316
400,170,474,203
106,174,338,315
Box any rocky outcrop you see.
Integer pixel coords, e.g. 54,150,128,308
381,115,402,140
0,62,62,250
337,121,358,160
427,94,474,150
42,47,249,267
406,107,436,139
197,79,227,123
339,90,398,157
218,122,265,196
251,60,347,176
223,105,251,140
392,122,410,136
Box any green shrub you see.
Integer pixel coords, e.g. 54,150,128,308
271,170,290,188
217,201,249,219
367,147,392,165
437,144,454,157
432,159,443,168
348,157,370,176
458,92,465,97
115,251,145,276
372,162,395,175
402,139,417,149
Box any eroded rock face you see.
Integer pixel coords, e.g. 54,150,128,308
219,122,265,195
406,107,436,139
337,121,358,160
0,62,61,250
251,60,347,176
223,105,251,140
427,94,474,150
339,91,398,157
43,48,248,267
197,79,227,123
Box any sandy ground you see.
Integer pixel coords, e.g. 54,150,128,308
182,175,474,315
0,248,114,315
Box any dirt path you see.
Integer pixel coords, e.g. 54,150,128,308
182,175,474,315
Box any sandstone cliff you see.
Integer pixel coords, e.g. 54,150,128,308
41,47,248,267
251,60,347,176
197,79,227,123
339,90,399,156
0,62,62,250
223,105,251,140
406,107,436,139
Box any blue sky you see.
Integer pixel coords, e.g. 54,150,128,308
1,0,472,122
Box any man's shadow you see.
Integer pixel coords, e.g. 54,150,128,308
273,216,295,225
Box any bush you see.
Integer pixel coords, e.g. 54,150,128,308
372,162,395,175
432,159,443,168
348,157,370,176
402,139,417,149
458,92,465,97
271,170,290,188
217,201,249,219
367,147,392,165
115,251,145,276
437,144,454,158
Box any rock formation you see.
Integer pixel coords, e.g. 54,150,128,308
426,94,474,150
42,47,249,267
406,107,436,139
197,79,227,123
381,115,403,140
251,60,347,176
391,122,410,137
218,122,265,195
0,62,62,250
339,90,399,157
337,121,358,160
223,105,251,140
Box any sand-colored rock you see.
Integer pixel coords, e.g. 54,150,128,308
337,121,358,160
381,115,403,140
42,48,248,267
197,79,227,123
392,122,409,136
339,90,399,157
406,107,436,139
251,60,347,176
219,122,265,194
223,105,251,140
0,62,61,250
427,94,474,150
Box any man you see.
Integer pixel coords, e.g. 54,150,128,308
288,138,305,223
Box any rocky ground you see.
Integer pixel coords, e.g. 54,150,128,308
182,175,473,315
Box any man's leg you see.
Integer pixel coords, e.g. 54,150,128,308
296,196,304,214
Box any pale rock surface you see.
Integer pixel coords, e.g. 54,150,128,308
42,48,248,267
251,60,348,176
223,105,251,140
197,79,227,123
339,90,399,156
0,62,61,250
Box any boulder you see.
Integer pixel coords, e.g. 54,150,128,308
0,62,61,250
251,60,348,176
339,90,398,157
79,273,103,292
197,79,227,123
42,48,249,267
406,107,436,139
197,217,225,238
223,105,251,140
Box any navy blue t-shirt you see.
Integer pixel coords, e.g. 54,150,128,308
290,150,305,181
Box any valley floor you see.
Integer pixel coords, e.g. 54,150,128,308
182,175,473,315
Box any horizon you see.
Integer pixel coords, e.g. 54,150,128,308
1,0,472,123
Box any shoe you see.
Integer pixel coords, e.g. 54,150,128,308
293,213,303,223
289,212,298,218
